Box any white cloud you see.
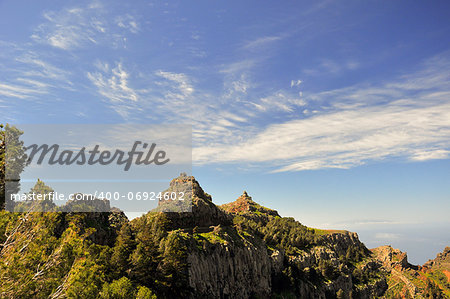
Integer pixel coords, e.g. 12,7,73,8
291,79,302,87
87,62,139,117
243,35,282,50
32,8,101,50
194,97,450,170
411,150,450,161
0,46,72,100
0,83,47,99
31,2,140,50
84,51,450,174
16,55,71,83
115,14,140,33
230,79,249,94
253,91,306,113
192,52,450,171
156,71,194,98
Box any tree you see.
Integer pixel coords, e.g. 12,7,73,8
0,124,29,210
65,259,105,299
13,179,56,212
136,286,157,299
100,277,135,299
111,223,136,278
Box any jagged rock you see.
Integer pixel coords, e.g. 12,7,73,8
320,231,364,257
270,249,284,274
423,246,450,270
371,245,409,269
188,241,272,298
370,245,450,298
156,175,232,229
220,191,279,217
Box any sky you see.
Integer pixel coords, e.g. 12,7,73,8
1,0,449,264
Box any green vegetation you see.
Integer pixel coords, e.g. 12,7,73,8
0,124,29,210
196,231,227,245
0,209,191,298
312,228,347,236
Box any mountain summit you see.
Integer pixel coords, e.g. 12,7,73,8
220,190,279,217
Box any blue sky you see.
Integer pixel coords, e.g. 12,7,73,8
1,0,449,263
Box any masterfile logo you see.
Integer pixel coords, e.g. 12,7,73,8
26,141,170,171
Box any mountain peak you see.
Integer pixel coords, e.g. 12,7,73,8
162,173,212,202
423,246,450,270
237,190,252,202
220,191,279,217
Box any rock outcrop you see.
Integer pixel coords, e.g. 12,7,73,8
372,245,450,298
220,191,279,217
423,246,450,270
188,239,273,298
372,245,409,270
157,174,232,229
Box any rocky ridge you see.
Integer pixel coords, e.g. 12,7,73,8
371,245,450,298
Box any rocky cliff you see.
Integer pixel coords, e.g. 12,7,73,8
372,245,450,298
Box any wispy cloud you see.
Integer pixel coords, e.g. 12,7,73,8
83,48,450,174
243,35,283,50
31,2,140,50
0,82,47,99
220,59,257,74
291,80,302,87
0,43,73,101
87,62,140,117
251,91,306,113
32,7,102,50
85,51,450,174
115,14,140,34
16,54,71,83
411,150,450,161
193,52,450,171
156,71,194,98
303,59,360,76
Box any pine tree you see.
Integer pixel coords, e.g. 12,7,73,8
0,124,29,211
111,223,136,278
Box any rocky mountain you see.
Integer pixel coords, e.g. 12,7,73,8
423,247,450,271
371,245,449,298
0,174,448,298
